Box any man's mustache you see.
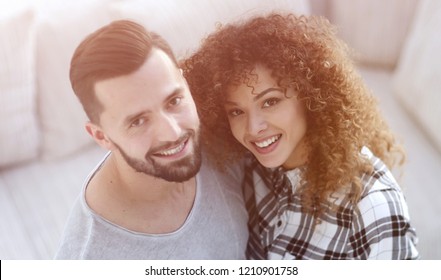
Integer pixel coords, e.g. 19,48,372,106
147,131,194,156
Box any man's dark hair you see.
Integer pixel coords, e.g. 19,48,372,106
70,20,178,123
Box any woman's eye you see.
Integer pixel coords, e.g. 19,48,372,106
263,98,280,108
227,109,243,117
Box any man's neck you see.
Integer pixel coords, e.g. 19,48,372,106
85,152,197,234
108,152,189,201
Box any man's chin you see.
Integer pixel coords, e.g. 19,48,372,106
115,132,202,182
153,154,202,182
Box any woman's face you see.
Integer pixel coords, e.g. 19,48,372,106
224,65,308,169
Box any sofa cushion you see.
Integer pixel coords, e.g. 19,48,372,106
110,0,311,60
392,0,441,153
0,7,40,168
329,0,418,68
35,0,117,160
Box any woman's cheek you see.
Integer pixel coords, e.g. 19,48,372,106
228,119,243,143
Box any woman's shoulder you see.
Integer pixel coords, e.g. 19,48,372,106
355,147,410,218
359,146,402,197
329,147,405,211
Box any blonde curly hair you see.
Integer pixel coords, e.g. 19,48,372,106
182,13,404,217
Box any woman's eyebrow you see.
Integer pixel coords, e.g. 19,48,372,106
253,87,285,101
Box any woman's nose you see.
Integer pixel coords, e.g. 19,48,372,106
247,112,268,136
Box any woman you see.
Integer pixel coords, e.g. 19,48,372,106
182,13,419,259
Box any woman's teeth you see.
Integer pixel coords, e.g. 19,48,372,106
254,135,280,148
158,142,185,156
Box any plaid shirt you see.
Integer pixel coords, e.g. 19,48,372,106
244,147,419,259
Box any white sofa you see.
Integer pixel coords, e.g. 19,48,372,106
1,0,440,259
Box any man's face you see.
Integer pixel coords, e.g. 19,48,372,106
94,49,201,182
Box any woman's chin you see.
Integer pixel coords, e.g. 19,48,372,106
254,156,282,169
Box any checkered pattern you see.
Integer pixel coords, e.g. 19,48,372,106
244,147,419,259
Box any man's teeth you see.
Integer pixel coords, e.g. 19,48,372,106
254,135,280,148
158,142,185,156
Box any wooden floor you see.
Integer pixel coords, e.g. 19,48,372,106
0,67,440,260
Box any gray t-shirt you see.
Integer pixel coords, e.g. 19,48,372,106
55,153,248,259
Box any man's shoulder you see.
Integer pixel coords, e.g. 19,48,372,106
199,152,245,184
54,194,92,259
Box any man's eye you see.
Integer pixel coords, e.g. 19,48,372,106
169,96,182,107
130,118,146,127
263,98,280,108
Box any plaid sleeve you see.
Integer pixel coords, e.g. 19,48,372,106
349,167,419,259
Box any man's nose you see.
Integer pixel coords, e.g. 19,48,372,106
156,112,182,142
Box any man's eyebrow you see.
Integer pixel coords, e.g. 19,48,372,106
124,110,150,126
164,86,184,104
253,87,285,101
123,86,184,125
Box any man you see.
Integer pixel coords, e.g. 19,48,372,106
55,20,248,259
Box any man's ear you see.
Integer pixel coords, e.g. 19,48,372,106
85,121,113,150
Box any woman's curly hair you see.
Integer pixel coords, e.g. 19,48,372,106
182,13,404,217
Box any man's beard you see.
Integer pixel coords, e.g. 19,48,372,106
113,130,202,182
